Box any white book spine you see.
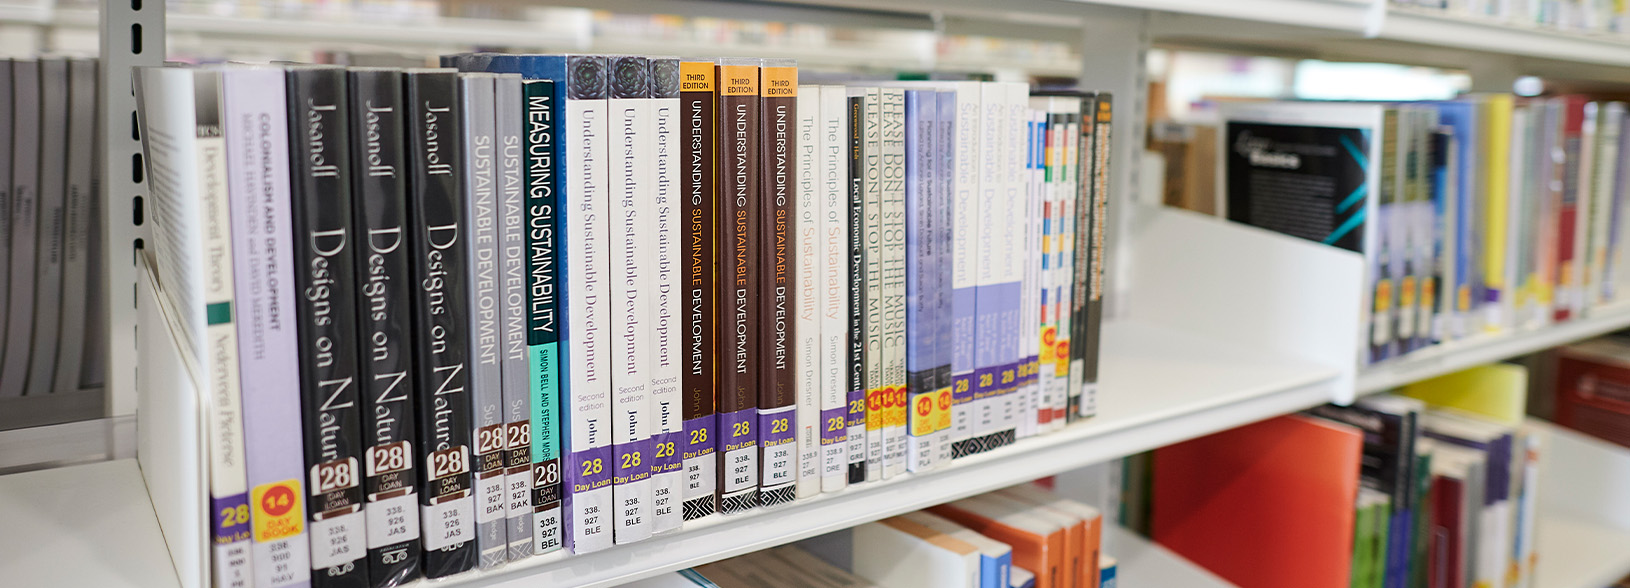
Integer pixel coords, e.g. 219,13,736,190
609,56,655,544
948,83,980,458
818,86,850,492
795,86,823,498
648,61,684,533
224,67,312,588
999,83,1027,443
862,87,885,482
462,73,511,569
1591,104,1622,306
1573,103,1598,316
879,87,907,479
562,58,615,555
1056,114,1079,426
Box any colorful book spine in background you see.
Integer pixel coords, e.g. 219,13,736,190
1557,96,1587,321
609,54,656,544
1588,102,1623,306
904,88,939,473
1066,93,1096,423
947,82,981,457
861,85,885,481
678,59,720,521
716,58,762,513
845,89,869,484
818,84,851,492
758,60,799,506
224,66,313,588
1054,105,1078,427
285,66,372,586
518,76,564,555
345,66,424,587
491,73,535,560
1431,101,1478,339
879,86,909,478
935,89,957,463
403,68,477,577
1023,107,1045,438
648,57,685,533
1483,95,1514,332
795,84,824,497
971,82,1003,452
1077,94,1111,419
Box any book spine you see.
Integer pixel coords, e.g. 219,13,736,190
1047,105,1070,431
1068,94,1099,422
678,60,719,521
948,83,980,458
758,61,798,507
970,83,1003,451
1019,107,1039,439
403,69,477,577
933,89,956,464
795,84,823,498
346,67,423,588
192,68,254,588
458,73,509,569
716,59,761,513
560,55,615,554
904,89,939,473
225,66,313,588
844,91,868,484
1027,108,1046,436
1591,104,1622,305
492,73,535,560
0,60,38,399
649,57,685,533
1079,95,1111,419
609,55,656,543
818,85,850,493
1055,110,1078,426
861,87,884,481
519,78,564,555
53,58,96,394
0,60,12,379
1034,100,1056,434
25,59,67,397
286,67,371,587
996,83,1027,447
879,87,908,479
1557,98,1583,321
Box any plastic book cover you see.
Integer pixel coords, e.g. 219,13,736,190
490,73,536,559
648,56,685,533
403,68,477,575
818,85,851,492
608,54,657,543
716,58,762,513
345,66,424,586
878,86,908,478
795,84,824,497
678,59,720,520
757,60,799,505
0,60,39,399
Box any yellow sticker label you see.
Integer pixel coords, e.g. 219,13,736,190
1457,285,1471,312
251,479,305,543
1400,276,1417,308
718,65,758,96
910,392,938,437
866,387,885,431
1374,279,1393,313
761,66,797,97
934,388,953,431
679,61,714,93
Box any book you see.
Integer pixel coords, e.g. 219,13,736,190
457,71,510,569
1556,96,1589,322
402,67,477,577
518,75,564,555
699,546,880,588
931,495,1066,588
52,58,97,394
609,54,656,543
648,56,684,534
758,59,798,506
998,484,1104,588
346,66,424,588
679,58,719,521
821,518,981,588
285,65,370,587
878,86,908,478
795,83,823,498
844,89,868,485
1075,94,1111,419
491,72,535,560
1,60,39,399
134,65,254,588
1308,395,1425,588
934,89,957,462
818,85,850,492
25,58,67,397
224,65,313,588
905,88,941,473
0,60,12,376
859,85,884,482
717,58,762,513
971,82,1006,451
997,82,1027,445
900,511,1013,588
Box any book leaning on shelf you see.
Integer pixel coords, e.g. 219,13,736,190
130,55,1113,581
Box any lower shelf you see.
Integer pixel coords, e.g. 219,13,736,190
1534,516,1630,588
0,458,178,588
1111,525,1235,587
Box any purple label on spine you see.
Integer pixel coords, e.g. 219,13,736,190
846,389,866,427
998,361,1021,395
683,415,715,460
654,431,685,473
952,374,974,406
569,446,614,494
213,493,252,543
721,408,758,452
758,409,797,448
615,438,655,483
820,407,847,445
973,365,1002,399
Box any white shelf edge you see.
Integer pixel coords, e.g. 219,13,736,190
1534,516,1630,588
1356,303,1630,395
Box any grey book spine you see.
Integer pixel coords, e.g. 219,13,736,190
1,60,40,398
26,58,69,396
0,59,14,374
492,73,535,560
54,58,97,394
458,73,509,569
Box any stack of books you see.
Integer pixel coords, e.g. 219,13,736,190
133,54,1113,587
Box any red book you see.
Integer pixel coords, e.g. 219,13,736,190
1151,415,1362,588
1554,95,1590,322
1555,340,1630,449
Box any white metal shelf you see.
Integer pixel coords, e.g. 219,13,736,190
0,459,178,588
1356,303,1630,395
1110,525,1236,587
1534,517,1630,588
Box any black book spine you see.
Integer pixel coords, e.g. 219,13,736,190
520,78,564,554
285,66,371,588
346,68,422,588
1066,93,1097,423
844,94,867,485
1079,94,1109,420
402,69,478,578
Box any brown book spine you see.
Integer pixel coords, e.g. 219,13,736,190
757,61,798,506
680,59,719,520
715,59,761,514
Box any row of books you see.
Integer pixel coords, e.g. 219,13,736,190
1223,95,1630,366
1391,0,1630,36
1547,334,1630,449
1148,364,1540,588
134,54,1111,588
0,58,108,403
628,482,1113,588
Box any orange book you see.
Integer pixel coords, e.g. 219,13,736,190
1152,414,1363,588
932,495,1066,588
997,483,1104,588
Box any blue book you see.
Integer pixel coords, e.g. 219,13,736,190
935,90,957,464
1429,101,1480,341
904,88,939,472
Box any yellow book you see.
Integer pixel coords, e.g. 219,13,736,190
1483,95,1513,331
1400,363,1527,425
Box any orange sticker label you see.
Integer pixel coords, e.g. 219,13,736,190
251,479,304,543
